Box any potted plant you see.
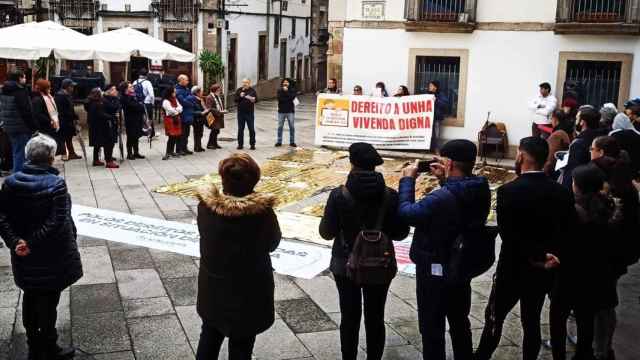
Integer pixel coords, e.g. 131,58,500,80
198,49,225,90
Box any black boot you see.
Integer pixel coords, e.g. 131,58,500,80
43,328,76,360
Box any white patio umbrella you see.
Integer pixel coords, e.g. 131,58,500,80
0,21,131,79
89,27,196,63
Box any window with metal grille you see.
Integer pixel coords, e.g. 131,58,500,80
420,0,466,22
414,56,460,117
565,60,622,108
305,18,310,37
258,34,268,81
274,17,281,47
570,0,626,22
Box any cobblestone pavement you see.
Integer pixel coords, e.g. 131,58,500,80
1,95,639,360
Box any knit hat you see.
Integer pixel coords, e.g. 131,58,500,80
349,143,383,171
440,139,477,163
61,78,77,89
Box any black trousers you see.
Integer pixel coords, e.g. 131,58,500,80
178,124,191,153
23,289,62,352
417,274,473,360
550,281,596,360
193,120,205,150
335,274,390,360
145,103,155,137
93,144,114,163
475,269,550,360
166,136,179,155
126,135,140,156
208,129,220,148
196,321,256,360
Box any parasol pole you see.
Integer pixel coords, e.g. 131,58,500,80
45,57,50,80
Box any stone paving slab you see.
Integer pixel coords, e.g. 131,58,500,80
123,297,175,319
72,311,131,354
75,246,116,286
115,269,167,300
128,314,194,360
163,277,198,306
71,284,122,316
276,298,338,334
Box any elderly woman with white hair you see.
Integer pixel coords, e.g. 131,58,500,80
0,134,82,360
191,85,212,152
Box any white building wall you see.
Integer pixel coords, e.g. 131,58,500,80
342,0,558,22
226,1,311,89
342,28,640,146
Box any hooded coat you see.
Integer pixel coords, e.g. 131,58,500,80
398,176,491,272
0,165,82,291
54,89,78,138
319,171,410,276
121,94,146,139
196,185,281,338
0,80,37,135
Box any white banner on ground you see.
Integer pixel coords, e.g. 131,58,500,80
314,94,435,150
71,205,331,279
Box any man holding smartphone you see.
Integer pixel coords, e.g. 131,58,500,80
235,79,258,150
398,140,490,360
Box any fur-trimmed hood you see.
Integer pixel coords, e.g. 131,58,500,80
197,184,277,217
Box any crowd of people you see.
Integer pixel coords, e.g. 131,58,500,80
1,70,639,360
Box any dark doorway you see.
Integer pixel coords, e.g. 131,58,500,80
163,29,193,80
228,37,237,92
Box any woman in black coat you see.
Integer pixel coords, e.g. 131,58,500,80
195,153,281,360
0,134,82,360
550,164,619,360
31,79,60,152
86,87,119,168
54,79,81,160
119,82,146,160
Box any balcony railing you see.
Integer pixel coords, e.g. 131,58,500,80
556,0,640,34
405,0,476,32
154,0,200,24
420,0,467,22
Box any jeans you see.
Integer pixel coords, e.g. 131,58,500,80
417,274,473,360
196,321,256,360
237,111,256,147
178,123,192,153
475,270,550,360
277,113,295,144
9,132,30,173
334,275,390,360
23,289,62,354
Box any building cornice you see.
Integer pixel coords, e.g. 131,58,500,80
337,20,560,32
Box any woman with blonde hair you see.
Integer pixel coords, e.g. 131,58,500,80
195,153,281,360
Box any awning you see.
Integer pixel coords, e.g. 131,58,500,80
89,27,196,63
0,21,126,61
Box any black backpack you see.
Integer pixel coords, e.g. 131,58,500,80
342,186,397,285
443,188,498,284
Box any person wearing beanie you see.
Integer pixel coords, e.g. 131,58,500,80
398,139,491,360
475,137,574,360
319,142,409,360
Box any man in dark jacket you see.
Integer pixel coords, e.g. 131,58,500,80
0,70,38,173
275,78,297,147
235,78,258,150
319,142,410,360
0,134,82,360
54,79,82,160
398,139,490,360
176,74,198,155
427,80,450,152
560,107,608,188
475,137,574,360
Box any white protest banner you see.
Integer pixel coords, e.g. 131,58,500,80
315,94,435,150
71,205,331,279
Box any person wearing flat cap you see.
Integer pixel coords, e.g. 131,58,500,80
54,79,82,161
319,142,409,360
398,139,490,360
